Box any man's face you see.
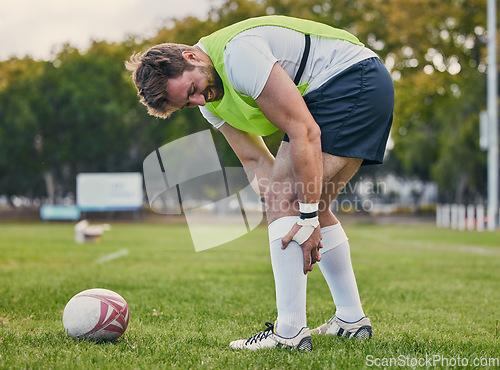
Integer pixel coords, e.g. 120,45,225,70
166,62,224,111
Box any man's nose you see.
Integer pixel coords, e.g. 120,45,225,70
189,93,206,107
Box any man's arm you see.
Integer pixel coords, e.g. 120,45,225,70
255,62,323,207
255,62,323,273
218,123,275,198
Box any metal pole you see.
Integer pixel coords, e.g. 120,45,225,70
487,0,498,231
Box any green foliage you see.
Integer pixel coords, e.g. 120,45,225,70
0,0,497,202
0,59,48,196
0,42,160,198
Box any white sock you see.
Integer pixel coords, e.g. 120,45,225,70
317,223,365,323
268,216,307,337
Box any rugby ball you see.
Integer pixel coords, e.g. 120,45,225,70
63,288,129,340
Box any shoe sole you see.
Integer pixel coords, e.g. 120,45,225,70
352,326,372,340
312,324,373,340
297,336,313,351
276,336,313,352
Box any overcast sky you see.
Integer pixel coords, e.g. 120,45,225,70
0,0,223,61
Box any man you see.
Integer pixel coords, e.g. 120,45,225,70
126,15,394,351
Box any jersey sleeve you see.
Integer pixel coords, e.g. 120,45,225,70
223,35,278,99
198,106,225,129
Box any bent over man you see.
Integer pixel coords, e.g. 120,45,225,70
126,15,394,351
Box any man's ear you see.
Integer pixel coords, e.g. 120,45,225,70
181,50,199,63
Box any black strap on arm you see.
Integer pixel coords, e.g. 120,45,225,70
293,34,311,85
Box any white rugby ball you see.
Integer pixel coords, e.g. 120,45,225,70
63,288,129,340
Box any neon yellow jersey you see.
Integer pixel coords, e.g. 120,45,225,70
199,15,363,136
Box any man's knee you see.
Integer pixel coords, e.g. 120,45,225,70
265,183,298,221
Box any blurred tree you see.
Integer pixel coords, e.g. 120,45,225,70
378,0,494,203
0,41,159,200
0,0,496,204
0,58,47,198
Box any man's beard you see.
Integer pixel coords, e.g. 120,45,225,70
197,64,224,101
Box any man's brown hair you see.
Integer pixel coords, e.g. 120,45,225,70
125,43,195,118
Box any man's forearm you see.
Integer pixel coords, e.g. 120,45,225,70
218,122,275,200
289,132,323,205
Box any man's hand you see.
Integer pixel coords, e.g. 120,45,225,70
282,224,323,274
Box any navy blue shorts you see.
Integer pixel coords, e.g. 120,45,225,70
283,57,394,165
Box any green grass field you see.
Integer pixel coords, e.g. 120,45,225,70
0,220,499,368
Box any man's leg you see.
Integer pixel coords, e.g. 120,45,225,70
230,143,365,350
314,154,372,338
266,144,356,337
265,142,310,339
230,141,317,350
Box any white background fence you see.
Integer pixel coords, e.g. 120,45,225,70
436,204,500,231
